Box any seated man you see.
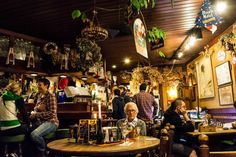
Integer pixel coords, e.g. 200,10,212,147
163,98,197,157
117,102,146,139
30,78,59,157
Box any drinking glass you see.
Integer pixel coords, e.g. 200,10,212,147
136,127,141,136
121,127,130,142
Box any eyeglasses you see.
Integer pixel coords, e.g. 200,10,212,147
126,110,136,113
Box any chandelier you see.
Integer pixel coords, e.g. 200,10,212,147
81,10,108,41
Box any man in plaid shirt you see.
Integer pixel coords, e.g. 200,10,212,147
30,78,58,157
133,83,158,123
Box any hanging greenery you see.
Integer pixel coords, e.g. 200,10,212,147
130,0,156,12
131,66,186,94
71,9,87,22
147,27,166,42
220,32,236,52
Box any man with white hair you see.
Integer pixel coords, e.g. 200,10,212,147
117,102,146,139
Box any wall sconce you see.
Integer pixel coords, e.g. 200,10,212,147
167,86,178,100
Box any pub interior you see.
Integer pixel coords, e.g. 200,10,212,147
0,0,236,157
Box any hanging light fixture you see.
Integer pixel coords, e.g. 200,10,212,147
194,27,203,40
81,10,108,41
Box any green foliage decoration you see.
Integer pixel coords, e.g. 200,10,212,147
147,27,166,43
130,0,156,12
71,9,87,21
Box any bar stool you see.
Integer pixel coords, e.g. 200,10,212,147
56,128,70,139
0,134,25,157
44,131,56,142
43,131,56,157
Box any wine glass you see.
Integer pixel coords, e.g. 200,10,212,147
121,123,133,143
136,127,141,137
121,127,130,142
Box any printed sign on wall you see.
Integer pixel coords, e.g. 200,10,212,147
133,18,148,58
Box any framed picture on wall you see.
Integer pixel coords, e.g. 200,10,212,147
215,61,231,86
218,84,234,105
195,56,215,99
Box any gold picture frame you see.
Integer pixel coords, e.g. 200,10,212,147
218,84,234,105
215,61,232,86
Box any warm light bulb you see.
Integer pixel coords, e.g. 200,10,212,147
185,44,190,50
124,58,130,64
112,65,117,69
216,1,227,14
189,36,196,46
177,52,183,58
60,75,67,78
30,73,37,77
168,87,178,99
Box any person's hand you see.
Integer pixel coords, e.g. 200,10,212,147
180,108,187,115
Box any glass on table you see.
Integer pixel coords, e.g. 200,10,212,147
120,123,133,142
121,127,130,142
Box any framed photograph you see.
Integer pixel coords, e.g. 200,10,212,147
195,56,215,99
218,84,234,105
215,61,232,86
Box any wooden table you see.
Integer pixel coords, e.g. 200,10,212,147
47,136,160,156
186,128,236,137
186,128,236,151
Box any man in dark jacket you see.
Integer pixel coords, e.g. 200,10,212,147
112,89,125,120
119,85,132,104
163,98,197,157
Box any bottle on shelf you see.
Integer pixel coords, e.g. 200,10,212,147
109,129,113,142
96,118,104,144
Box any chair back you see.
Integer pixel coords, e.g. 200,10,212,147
159,128,169,157
167,125,175,157
198,134,210,157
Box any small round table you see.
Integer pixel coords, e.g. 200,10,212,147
47,136,160,156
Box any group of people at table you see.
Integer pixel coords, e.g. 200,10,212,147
0,79,198,157
114,83,197,157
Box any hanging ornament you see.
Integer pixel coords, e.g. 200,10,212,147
76,38,102,71
6,47,15,65
27,50,35,68
60,53,69,70
196,0,221,34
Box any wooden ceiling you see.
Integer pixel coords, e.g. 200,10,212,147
0,0,235,72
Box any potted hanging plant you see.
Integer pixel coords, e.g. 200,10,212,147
147,27,166,57
130,0,156,12
130,0,175,12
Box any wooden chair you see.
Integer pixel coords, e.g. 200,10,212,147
198,134,236,157
159,125,175,157
159,128,169,157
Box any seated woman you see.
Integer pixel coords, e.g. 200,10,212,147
117,102,146,139
0,81,30,135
